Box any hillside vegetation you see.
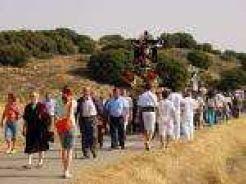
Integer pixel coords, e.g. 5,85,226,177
74,118,246,184
0,28,245,98
0,55,111,102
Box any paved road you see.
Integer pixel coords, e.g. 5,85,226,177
0,135,145,184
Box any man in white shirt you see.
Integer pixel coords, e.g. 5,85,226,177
214,93,226,124
181,91,197,141
158,90,176,149
76,87,103,159
121,89,133,133
168,91,183,140
138,83,158,150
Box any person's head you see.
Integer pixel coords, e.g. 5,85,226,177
121,88,128,97
45,92,52,101
113,87,121,98
62,88,72,104
162,90,170,99
184,90,192,98
144,30,148,36
7,93,16,103
156,88,163,100
30,91,39,104
83,87,91,97
145,82,153,91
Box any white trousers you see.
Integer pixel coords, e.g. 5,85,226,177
182,117,194,141
159,121,174,138
142,112,156,133
174,114,181,140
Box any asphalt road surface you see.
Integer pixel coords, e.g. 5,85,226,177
0,135,145,184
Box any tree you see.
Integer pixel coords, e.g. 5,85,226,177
55,28,79,44
156,54,190,91
196,43,213,53
99,34,131,51
237,52,246,70
160,32,197,49
88,49,132,85
218,68,246,91
187,50,213,69
220,50,237,61
0,44,29,67
99,35,125,46
76,35,96,54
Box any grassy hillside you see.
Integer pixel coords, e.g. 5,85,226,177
0,55,111,102
0,48,239,102
74,118,246,184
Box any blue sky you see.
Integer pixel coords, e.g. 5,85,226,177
0,0,245,51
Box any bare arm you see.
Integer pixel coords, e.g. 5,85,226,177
0,106,6,127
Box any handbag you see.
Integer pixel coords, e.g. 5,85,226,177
55,118,72,134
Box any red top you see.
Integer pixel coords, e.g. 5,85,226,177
3,102,20,122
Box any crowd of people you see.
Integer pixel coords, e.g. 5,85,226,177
0,84,245,179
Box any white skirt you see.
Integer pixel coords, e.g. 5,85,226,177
142,112,156,133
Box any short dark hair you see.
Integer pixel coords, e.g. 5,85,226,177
162,90,170,99
8,93,16,102
145,82,152,90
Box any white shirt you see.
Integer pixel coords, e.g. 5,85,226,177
82,97,97,117
215,93,226,108
196,96,205,110
138,90,158,107
168,92,183,113
43,99,56,116
181,96,196,122
124,96,133,108
158,99,176,124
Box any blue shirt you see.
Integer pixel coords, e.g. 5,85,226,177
105,97,128,117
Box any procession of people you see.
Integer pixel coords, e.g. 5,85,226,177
0,84,245,179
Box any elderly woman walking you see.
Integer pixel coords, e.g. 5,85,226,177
23,91,49,169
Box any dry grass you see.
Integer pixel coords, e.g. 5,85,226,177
74,118,246,184
0,55,111,102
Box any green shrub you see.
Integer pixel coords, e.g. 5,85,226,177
160,32,197,49
99,35,125,46
88,49,132,85
187,50,213,69
196,43,213,53
76,35,96,54
237,52,246,70
156,54,190,91
218,68,246,91
220,50,237,61
0,44,29,67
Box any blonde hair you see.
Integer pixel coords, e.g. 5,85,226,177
30,91,39,98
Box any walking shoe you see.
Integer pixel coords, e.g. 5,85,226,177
92,151,97,159
10,149,17,154
64,170,72,179
23,164,32,169
81,155,90,159
6,149,11,154
144,143,150,151
36,162,44,169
